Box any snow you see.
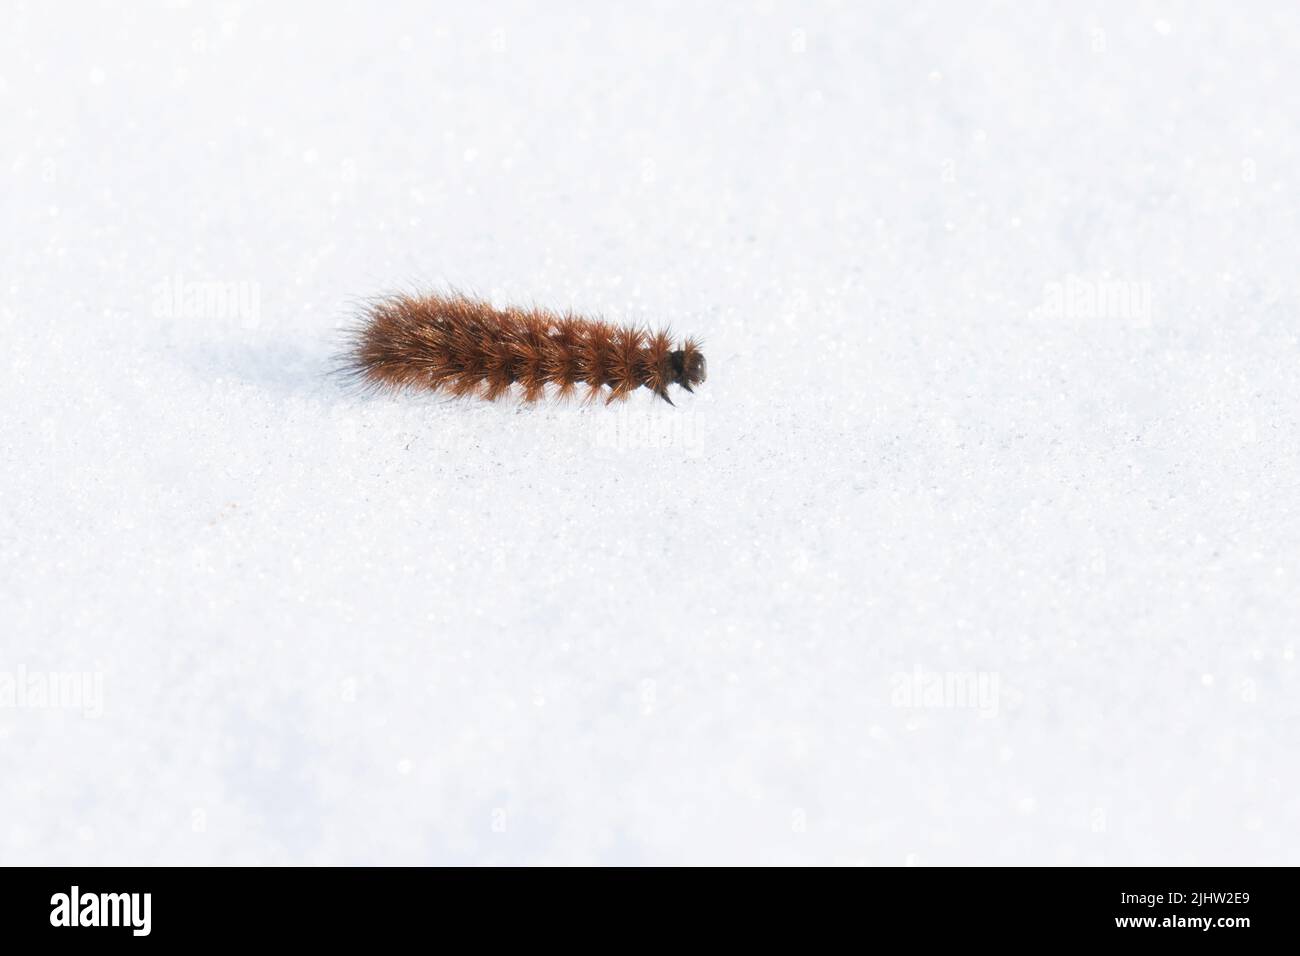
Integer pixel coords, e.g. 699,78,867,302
2,1,1298,865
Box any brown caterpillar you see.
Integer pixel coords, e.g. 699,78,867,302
346,291,706,405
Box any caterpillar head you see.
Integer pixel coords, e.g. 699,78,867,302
669,343,707,392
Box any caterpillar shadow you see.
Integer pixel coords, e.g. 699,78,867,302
182,339,344,401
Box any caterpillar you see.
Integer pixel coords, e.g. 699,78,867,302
346,291,706,405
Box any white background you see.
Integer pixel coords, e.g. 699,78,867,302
2,1,1298,865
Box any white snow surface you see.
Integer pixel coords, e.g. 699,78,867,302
2,1,1299,865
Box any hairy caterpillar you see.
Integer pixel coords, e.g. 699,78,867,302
346,292,706,405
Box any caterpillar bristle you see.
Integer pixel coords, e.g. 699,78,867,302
345,291,707,405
